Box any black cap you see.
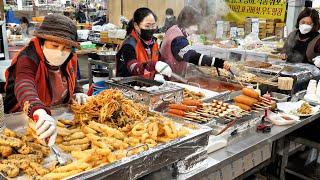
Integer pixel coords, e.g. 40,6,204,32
305,0,312,8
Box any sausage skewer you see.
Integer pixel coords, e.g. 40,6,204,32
167,113,204,123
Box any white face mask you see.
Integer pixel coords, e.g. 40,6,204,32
299,24,313,34
185,25,198,35
43,47,71,66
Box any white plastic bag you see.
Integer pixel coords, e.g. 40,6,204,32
267,110,299,126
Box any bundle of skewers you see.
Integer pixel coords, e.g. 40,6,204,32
234,88,275,112
166,99,249,124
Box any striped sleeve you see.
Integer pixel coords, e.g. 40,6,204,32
14,56,50,117
171,37,225,68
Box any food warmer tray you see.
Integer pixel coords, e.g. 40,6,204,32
279,63,315,94
106,77,184,111
1,106,212,180
193,93,264,133
185,64,262,89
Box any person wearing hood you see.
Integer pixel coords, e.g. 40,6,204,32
159,6,230,81
160,8,177,33
4,14,88,146
281,8,320,67
116,8,166,79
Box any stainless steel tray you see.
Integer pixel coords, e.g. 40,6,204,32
2,106,212,180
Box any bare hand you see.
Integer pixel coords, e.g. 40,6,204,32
223,62,231,70
279,53,287,60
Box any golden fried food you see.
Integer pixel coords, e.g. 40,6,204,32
106,152,117,163
147,122,158,140
56,135,63,144
157,137,171,143
81,125,97,134
52,161,91,173
0,163,19,177
86,133,113,150
132,123,146,136
177,127,190,137
59,119,75,126
297,102,313,115
124,137,140,147
71,149,94,161
43,170,82,179
102,137,129,150
58,143,90,152
183,89,205,100
71,89,147,127
163,121,178,139
29,162,49,176
0,90,193,179
24,167,38,177
95,148,112,156
27,142,50,157
56,121,65,127
88,121,125,140
0,134,23,148
2,128,17,138
1,159,29,170
57,127,73,136
17,144,32,154
7,154,42,163
63,132,86,141
62,137,90,146
0,146,13,157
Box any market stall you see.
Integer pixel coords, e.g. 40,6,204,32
2,0,320,180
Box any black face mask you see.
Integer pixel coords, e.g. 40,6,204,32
140,28,157,41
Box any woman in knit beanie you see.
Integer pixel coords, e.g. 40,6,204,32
4,14,87,146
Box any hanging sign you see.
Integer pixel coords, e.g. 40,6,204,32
225,0,287,23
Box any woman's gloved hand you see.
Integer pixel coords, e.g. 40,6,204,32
155,61,173,77
313,56,320,68
154,74,166,83
33,109,57,146
73,93,89,104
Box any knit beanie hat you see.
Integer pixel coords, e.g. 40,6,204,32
34,14,80,48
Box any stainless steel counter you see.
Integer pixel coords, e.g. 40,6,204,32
176,113,320,180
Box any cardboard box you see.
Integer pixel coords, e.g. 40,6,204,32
259,29,266,34
266,28,274,33
276,23,285,28
266,24,274,28
267,33,275,37
267,22,274,26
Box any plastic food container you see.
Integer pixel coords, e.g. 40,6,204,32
271,92,290,102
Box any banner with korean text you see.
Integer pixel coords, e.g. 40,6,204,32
225,0,287,22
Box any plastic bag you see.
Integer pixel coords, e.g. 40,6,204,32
241,32,262,50
267,110,299,126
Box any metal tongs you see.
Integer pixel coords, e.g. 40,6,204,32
229,67,244,88
170,72,189,84
50,145,72,165
33,115,72,165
